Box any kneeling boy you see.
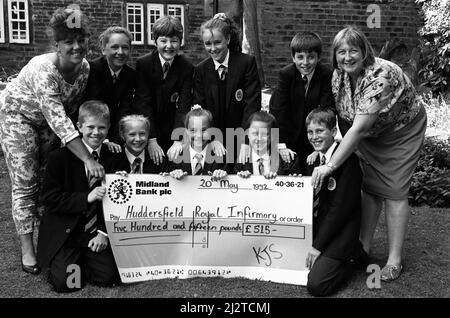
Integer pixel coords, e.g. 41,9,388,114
37,100,120,292
305,107,365,297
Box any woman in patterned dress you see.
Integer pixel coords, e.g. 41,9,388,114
311,26,427,281
0,7,104,275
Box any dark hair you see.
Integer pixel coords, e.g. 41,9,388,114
305,107,337,130
331,25,375,69
153,16,183,43
184,108,213,128
290,31,322,56
48,6,90,42
200,13,241,52
78,100,110,124
99,26,133,48
246,110,278,130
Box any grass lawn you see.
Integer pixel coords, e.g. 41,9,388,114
0,156,448,299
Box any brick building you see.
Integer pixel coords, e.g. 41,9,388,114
0,0,423,87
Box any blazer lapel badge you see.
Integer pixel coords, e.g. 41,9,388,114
327,177,337,191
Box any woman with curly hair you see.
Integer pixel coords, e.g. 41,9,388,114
0,6,104,275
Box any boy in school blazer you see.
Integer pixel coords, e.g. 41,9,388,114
304,107,367,297
84,26,136,143
37,101,120,292
132,16,194,163
233,111,299,177
270,32,334,174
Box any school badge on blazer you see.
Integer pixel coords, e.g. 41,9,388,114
235,89,243,102
170,92,179,104
327,177,336,191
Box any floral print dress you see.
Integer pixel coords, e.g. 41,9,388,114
0,53,89,234
331,57,426,199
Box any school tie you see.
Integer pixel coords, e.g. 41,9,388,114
313,155,327,218
218,64,227,81
163,61,170,80
85,150,100,234
302,74,308,93
131,157,142,174
193,153,203,175
257,158,265,176
112,73,117,85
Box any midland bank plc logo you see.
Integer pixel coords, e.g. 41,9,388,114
108,179,133,204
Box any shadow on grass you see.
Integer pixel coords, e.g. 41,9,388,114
0,156,448,298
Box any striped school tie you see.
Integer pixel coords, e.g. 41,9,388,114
85,151,100,234
193,153,203,175
163,61,170,80
218,64,227,81
131,157,142,174
257,158,265,175
313,155,326,218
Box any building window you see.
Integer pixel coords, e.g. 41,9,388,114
147,3,164,45
7,0,30,44
127,3,144,45
167,4,185,46
0,0,5,43
126,2,186,46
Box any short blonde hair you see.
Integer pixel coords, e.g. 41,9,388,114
184,108,213,128
118,114,150,140
331,25,375,70
78,100,110,124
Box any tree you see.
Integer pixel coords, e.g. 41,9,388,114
416,0,450,95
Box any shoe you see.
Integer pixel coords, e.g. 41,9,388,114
22,262,41,275
380,264,402,282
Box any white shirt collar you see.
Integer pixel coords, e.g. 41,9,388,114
125,147,145,166
213,49,230,71
108,66,122,78
82,139,101,176
82,139,102,156
320,141,338,164
159,53,174,69
189,145,208,173
305,69,315,82
302,69,315,94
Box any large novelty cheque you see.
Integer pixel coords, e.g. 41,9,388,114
103,174,313,285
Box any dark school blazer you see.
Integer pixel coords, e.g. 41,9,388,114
84,56,136,142
37,146,120,269
269,62,334,162
132,51,194,152
305,145,362,261
193,51,261,133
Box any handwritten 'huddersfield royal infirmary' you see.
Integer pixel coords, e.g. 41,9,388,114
103,174,313,285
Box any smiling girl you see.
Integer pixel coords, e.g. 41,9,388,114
193,13,261,161
116,115,164,174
